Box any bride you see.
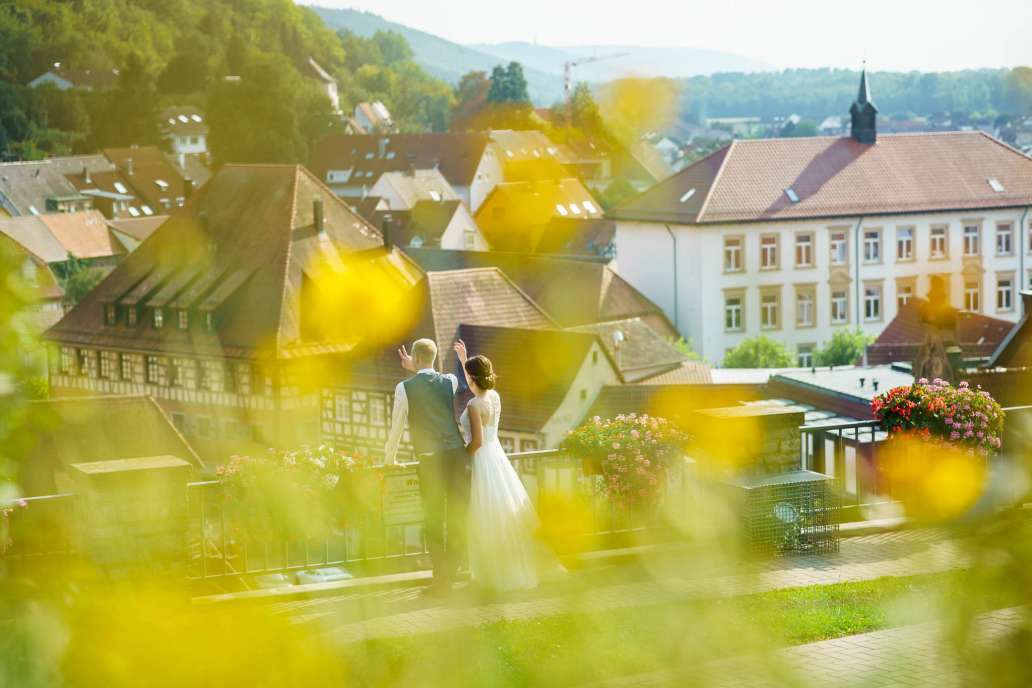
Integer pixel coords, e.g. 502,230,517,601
454,341,561,592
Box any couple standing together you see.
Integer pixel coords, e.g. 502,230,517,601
384,338,560,594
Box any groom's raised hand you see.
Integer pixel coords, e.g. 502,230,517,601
397,344,415,372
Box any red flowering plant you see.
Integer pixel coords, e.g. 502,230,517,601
217,445,375,539
562,414,690,508
871,378,1004,456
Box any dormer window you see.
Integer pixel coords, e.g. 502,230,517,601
104,304,117,325
178,309,189,330
153,307,164,329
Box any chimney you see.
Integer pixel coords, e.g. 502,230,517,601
313,198,325,237
183,178,194,201
378,137,388,159
83,164,91,185
126,157,134,176
381,213,393,250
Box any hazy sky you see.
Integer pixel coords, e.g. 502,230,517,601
303,0,1032,72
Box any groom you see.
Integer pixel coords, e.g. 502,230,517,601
384,338,470,592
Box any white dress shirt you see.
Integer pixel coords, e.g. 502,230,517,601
384,368,458,464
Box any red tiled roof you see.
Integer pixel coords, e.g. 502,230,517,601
610,132,1032,224
38,210,123,260
568,317,687,383
867,298,1013,365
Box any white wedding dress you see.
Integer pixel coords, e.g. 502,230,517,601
460,391,559,592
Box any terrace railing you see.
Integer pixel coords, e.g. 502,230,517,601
799,419,886,521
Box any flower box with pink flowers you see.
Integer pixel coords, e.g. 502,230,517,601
872,378,1005,456
561,414,690,509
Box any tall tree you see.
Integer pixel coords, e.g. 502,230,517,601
89,52,160,148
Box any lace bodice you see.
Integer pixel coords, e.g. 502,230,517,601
460,391,501,444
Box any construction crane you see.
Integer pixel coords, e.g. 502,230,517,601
563,52,628,120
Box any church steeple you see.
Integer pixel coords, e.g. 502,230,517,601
849,65,878,144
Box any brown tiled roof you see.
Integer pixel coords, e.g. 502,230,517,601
106,215,169,243
0,154,111,217
456,324,603,433
45,165,411,360
102,146,191,212
19,395,204,496
424,268,556,373
402,247,676,337
38,210,123,260
0,216,69,264
635,360,714,385
309,133,491,189
867,298,1014,365
533,217,615,257
568,317,686,382
610,132,1032,224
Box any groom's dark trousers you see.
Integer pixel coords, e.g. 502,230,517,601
403,370,469,585
417,448,469,584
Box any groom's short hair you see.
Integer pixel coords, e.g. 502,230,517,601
411,338,437,368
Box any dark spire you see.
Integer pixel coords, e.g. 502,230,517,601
849,64,878,144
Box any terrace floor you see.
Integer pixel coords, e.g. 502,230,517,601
267,529,964,644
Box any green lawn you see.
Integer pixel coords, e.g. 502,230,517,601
338,573,979,687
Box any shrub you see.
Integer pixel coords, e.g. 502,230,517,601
722,336,794,368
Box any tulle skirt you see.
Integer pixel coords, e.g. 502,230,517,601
468,438,560,592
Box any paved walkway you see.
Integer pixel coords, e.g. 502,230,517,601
272,529,967,644
601,607,1023,687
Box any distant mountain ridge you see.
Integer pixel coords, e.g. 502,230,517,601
310,6,567,103
469,42,771,82
308,7,770,105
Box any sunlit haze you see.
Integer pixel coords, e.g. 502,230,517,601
300,0,1032,71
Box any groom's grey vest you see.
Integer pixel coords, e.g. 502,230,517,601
403,372,465,456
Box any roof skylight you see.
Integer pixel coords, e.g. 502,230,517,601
127,206,140,217
680,188,696,203
556,204,569,216
177,114,189,123
190,114,202,123
988,178,1005,193
785,188,800,203
429,190,442,202
141,205,154,216
155,179,169,190
569,203,582,215
583,200,598,214
113,182,128,194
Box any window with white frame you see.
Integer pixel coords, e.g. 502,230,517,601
831,291,848,324
829,231,847,265
334,393,350,421
153,308,164,329
173,358,196,389
795,233,813,267
723,236,743,271
963,224,981,256
863,229,881,263
996,223,1014,256
369,394,387,427
797,343,815,368
235,363,252,395
930,225,948,259
119,353,134,381
105,304,117,325
760,234,778,269
77,349,96,378
795,288,814,327
896,227,914,260
897,283,914,308
864,284,882,321
146,355,168,385
99,350,117,379
724,294,743,331
463,230,477,250
60,347,76,375
760,291,779,329
964,281,981,311
997,275,1014,311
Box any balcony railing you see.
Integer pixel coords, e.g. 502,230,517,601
799,419,886,520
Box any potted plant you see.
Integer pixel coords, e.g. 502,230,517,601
871,378,1004,520
562,414,689,509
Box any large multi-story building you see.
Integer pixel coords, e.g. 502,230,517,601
609,71,1032,365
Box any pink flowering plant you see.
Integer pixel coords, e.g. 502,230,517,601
562,413,689,508
871,378,1004,456
218,445,375,538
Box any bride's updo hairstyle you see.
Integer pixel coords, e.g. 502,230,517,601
465,355,497,390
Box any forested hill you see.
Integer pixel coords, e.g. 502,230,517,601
680,68,1010,122
0,0,453,161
